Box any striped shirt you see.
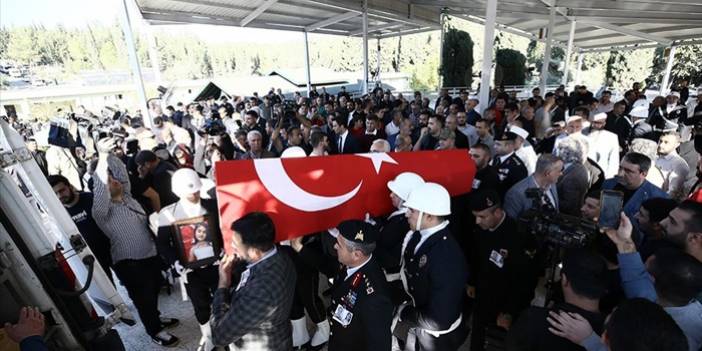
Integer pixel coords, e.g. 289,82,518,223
92,154,157,264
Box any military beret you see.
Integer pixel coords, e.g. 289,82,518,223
338,220,378,245
470,189,501,212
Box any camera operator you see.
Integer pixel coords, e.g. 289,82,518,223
506,249,608,351
469,190,537,351
504,154,563,219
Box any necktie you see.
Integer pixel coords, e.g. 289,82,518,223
541,189,556,212
404,231,422,260
337,135,343,152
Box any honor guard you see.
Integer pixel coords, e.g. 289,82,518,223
396,183,469,350
468,190,536,351
491,132,528,197
376,172,425,304
155,168,222,351
327,220,394,351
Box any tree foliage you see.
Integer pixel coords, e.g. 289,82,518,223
494,48,527,86
439,28,474,87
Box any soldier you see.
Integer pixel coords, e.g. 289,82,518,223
376,172,425,304
155,168,221,351
469,190,536,351
292,220,393,351
395,183,469,350
491,131,528,198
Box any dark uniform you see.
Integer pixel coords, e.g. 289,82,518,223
492,133,528,198
468,190,536,351
399,224,469,350
375,210,411,305
326,221,394,351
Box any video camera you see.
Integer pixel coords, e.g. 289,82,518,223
518,188,598,249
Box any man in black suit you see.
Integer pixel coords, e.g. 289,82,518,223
396,182,469,350
332,116,361,154
211,212,296,350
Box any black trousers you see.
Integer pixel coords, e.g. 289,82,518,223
290,260,326,323
185,265,219,325
113,256,164,337
470,307,499,351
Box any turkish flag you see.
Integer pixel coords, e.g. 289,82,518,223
215,150,476,247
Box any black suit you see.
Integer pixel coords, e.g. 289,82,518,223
492,154,528,199
327,257,394,351
336,132,362,154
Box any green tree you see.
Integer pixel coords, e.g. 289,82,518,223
439,28,474,87
494,48,527,86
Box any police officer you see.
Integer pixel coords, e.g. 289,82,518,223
376,172,425,304
155,168,221,351
468,190,536,351
326,220,393,351
396,182,469,350
491,131,528,198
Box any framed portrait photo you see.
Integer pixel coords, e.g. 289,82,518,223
173,216,223,269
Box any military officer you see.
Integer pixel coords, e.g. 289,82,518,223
468,190,536,351
326,220,394,351
155,168,221,351
491,131,528,198
395,182,469,350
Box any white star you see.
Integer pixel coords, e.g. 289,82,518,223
356,153,398,174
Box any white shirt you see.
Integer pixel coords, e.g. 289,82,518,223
402,220,450,255
585,128,620,179
595,101,614,114
498,151,515,164
457,124,479,146
338,130,349,152
385,121,400,136
656,151,690,200
345,254,373,280
515,145,538,175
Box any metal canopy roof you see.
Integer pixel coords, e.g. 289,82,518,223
410,0,702,52
136,0,441,39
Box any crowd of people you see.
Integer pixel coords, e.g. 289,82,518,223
4,80,702,351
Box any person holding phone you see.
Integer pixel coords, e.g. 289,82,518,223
602,152,668,243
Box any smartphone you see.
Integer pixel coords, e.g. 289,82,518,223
599,190,624,229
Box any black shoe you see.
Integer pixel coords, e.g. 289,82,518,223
160,317,180,329
151,332,179,347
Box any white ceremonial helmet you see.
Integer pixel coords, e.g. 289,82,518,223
404,182,451,217
171,168,202,198
387,172,425,202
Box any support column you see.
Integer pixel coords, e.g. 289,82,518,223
478,0,497,113
376,38,381,83
562,20,576,86
303,31,312,97
438,11,446,89
145,24,162,85
574,52,584,85
661,45,676,96
362,0,369,95
539,1,556,95
118,0,151,127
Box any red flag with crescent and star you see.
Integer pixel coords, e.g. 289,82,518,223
215,150,476,248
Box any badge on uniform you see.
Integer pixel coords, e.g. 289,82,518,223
419,255,427,268
489,250,505,268
472,178,481,189
332,305,354,327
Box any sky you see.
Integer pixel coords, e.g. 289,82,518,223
0,0,312,43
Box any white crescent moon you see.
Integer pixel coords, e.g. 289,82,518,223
253,158,363,212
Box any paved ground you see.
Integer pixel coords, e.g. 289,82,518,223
109,273,490,350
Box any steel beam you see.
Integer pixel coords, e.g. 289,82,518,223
305,11,358,31
241,0,279,27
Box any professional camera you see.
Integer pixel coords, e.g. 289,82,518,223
518,188,598,249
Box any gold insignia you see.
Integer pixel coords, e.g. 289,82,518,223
486,198,494,207
419,255,428,268
354,230,364,241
